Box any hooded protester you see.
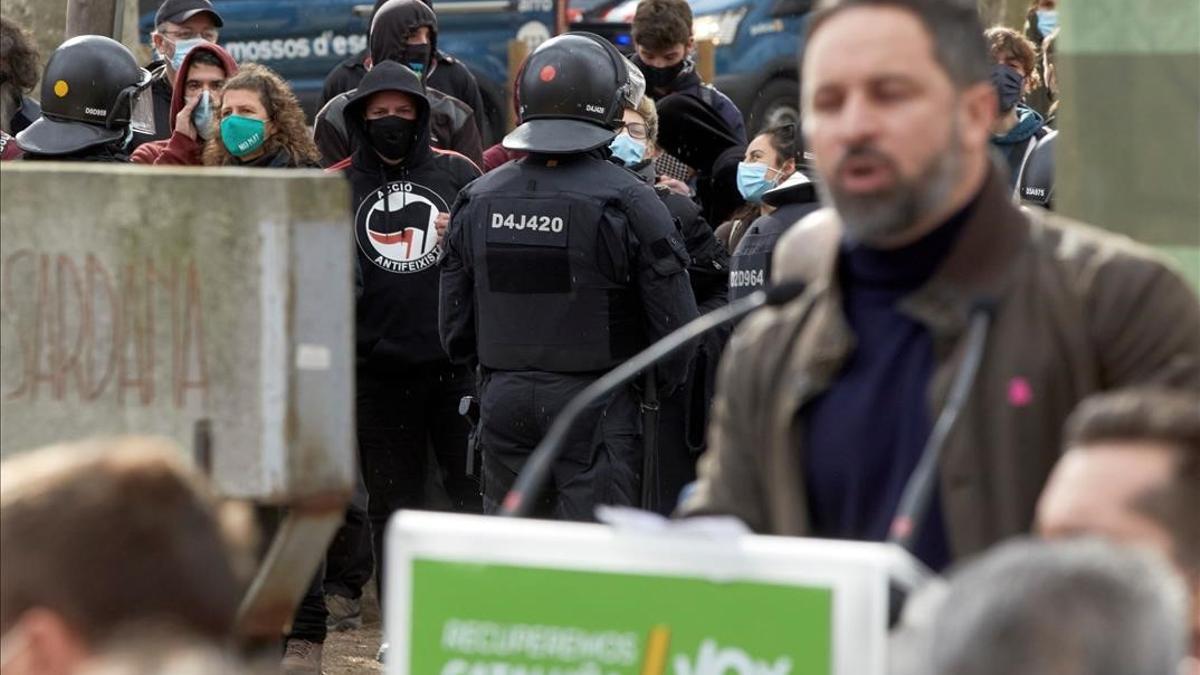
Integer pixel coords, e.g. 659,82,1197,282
202,64,321,168
321,0,488,140
132,0,224,152
17,36,155,163
329,60,482,604
314,0,484,168
0,17,41,138
131,43,237,165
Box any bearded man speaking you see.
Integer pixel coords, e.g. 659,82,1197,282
679,0,1200,571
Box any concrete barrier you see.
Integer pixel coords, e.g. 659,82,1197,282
0,162,355,503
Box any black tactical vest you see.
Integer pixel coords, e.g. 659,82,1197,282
728,201,820,300
471,189,646,372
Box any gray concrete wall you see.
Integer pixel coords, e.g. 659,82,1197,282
0,163,355,502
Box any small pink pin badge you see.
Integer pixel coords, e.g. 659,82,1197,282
1008,376,1033,407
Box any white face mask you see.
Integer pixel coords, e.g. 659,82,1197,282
161,36,207,71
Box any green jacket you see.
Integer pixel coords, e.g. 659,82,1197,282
681,169,1200,561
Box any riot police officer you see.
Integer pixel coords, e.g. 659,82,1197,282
439,32,699,520
1018,129,1056,210
16,35,155,162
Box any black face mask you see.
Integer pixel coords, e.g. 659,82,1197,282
991,63,1025,113
638,60,685,92
398,43,432,78
366,115,417,162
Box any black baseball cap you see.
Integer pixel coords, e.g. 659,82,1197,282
155,0,224,28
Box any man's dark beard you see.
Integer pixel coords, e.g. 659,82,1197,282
818,125,961,245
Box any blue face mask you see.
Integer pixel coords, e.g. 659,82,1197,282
736,162,779,203
163,37,206,71
609,133,646,166
1036,9,1058,37
192,90,214,140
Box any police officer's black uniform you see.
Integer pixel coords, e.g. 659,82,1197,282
439,33,699,519
16,35,155,162
728,170,822,301
1018,129,1056,210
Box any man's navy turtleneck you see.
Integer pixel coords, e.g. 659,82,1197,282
801,195,977,572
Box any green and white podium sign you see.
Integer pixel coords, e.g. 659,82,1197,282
386,511,925,675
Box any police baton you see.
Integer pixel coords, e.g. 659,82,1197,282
499,282,808,518
640,369,660,511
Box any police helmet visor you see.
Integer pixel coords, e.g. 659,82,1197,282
108,69,156,135
619,54,645,110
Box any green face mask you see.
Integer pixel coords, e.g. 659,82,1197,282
220,115,266,158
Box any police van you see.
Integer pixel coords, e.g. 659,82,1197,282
139,0,566,143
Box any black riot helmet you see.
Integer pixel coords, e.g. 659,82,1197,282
1019,130,1056,210
503,32,646,154
15,35,154,156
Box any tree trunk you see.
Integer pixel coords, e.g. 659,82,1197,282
65,0,121,40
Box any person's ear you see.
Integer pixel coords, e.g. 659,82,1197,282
152,33,166,53
958,81,998,151
4,609,89,675
782,157,796,176
686,37,695,54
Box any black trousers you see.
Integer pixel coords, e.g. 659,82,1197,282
288,566,327,643
357,361,480,597
478,370,641,521
323,470,373,600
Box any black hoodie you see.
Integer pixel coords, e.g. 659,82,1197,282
313,0,486,166
339,61,482,372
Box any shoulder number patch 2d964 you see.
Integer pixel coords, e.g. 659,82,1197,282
355,180,450,274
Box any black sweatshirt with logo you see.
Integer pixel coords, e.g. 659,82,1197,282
335,61,481,373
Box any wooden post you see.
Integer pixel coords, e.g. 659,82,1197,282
1004,0,1030,31
506,39,531,132
65,0,121,40
695,38,716,85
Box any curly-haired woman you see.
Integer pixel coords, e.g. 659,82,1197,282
0,16,41,137
202,63,320,168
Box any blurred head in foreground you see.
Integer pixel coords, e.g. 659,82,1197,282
904,538,1192,675
0,436,252,675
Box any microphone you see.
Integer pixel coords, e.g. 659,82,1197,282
500,282,808,517
887,300,996,554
